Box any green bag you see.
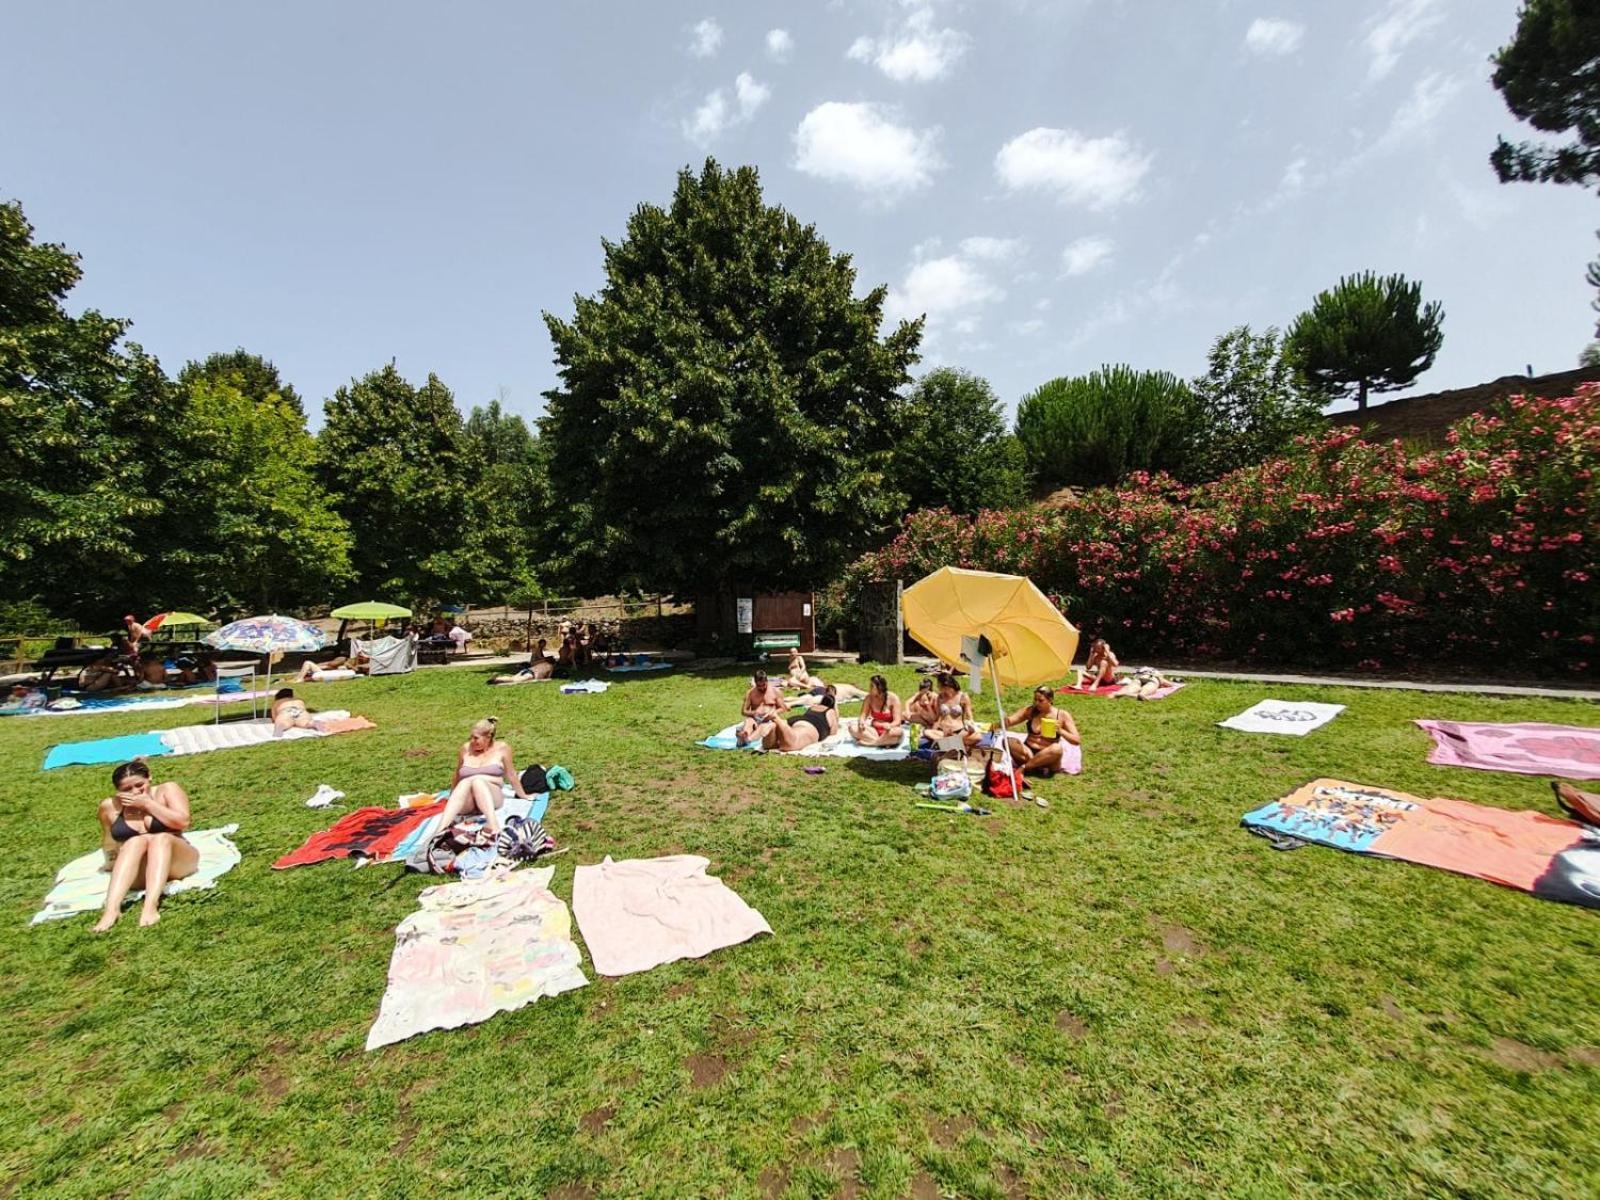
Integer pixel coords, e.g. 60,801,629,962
546,765,575,791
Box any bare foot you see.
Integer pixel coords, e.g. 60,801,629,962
92,912,118,933
138,909,160,928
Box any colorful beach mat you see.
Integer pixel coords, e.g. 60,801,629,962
366,867,587,1050
32,824,242,924
42,712,375,770
1416,720,1600,781
1242,779,1600,910
276,789,551,869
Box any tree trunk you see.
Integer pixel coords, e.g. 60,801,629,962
1357,378,1369,410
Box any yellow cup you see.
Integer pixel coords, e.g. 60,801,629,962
1040,717,1058,740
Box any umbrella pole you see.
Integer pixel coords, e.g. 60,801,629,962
990,655,1014,775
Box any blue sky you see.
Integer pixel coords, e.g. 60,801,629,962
5,0,1592,424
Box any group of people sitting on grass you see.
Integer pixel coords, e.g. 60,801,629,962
488,622,634,685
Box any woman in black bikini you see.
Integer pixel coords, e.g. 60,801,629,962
1002,685,1081,777
760,684,840,751
94,760,198,931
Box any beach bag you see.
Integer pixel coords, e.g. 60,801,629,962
520,764,550,795
546,765,575,791
983,763,1027,800
931,771,972,800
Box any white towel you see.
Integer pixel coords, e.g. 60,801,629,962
1218,699,1345,736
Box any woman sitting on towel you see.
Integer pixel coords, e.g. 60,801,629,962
784,647,820,691
1002,685,1081,777
1113,665,1171,701
847,675,905,747
1076,637,1118,690
271,688,316,735
439,716,531,835
906,677,939,732
929,672,982,749
94,760,197,931
760,684,840,752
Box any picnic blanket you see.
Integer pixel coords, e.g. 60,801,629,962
572,854,772,977
365,867,587,1050
42,712,375,770
32,824,242,925
278,790,551,869
697,722,910,759
1242,779,1600,910
1219,699,1344,736
1416,720,1600,781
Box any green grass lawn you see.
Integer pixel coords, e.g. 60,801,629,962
1,665,1596,1199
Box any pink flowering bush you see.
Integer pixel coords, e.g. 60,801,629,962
840,389,1599,673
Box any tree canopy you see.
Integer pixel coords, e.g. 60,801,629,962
1284,272,1443,410
1015,366,1197,489
540,160,921,594
1188,326,1326,479
1491,0,1600,188
888,368,1028,515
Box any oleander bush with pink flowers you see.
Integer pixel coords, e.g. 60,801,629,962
833,389,1599,673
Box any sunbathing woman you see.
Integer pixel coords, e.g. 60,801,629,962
1002,685,1081,777
1113,665,1172,700
737,670,785,745
929,672,982,749
93,760,198,931
438,717,529,836
784,648,818,690
271,688,316,735
490,640,555,685
761,684,839,751
906,677,940,731
847,675,904,747
1076,637,1119,690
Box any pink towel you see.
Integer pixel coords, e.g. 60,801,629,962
1417,720,1600,780
571,855,771,977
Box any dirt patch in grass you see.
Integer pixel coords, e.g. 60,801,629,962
1568,1046,1600,1067
994,1163,1028,1199
827,1147,861,1198
1156,921,1207,957
1379,995,1404,1019
710,1015,759,1049
685,1053,730,1088
1485,1037,1564,1072
256,1063,292,1103
579,1105,615,1134
393,1118,421,1157
1154,957,1175,976
929,1114,974,1147
547,1185,594,1200
758,1164,790,1199
664,981,693,1000
1174,1014,1211,1033
403,747,433,760
1104,1090,1126,1120
169,1133,213,1163
910,1172,941,1199
1055,1011,1089,1040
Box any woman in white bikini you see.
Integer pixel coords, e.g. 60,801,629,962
930,672,982,750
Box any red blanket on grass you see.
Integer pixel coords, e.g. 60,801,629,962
273,801,446,869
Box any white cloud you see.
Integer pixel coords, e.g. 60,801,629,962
884,254,1004,327
1364,0,1441,80
734,72,770,118
683,72,770,146
994,127,1152,209
1379,71,1461,146
959,235,1027,262
688,17,723,58
793,102,944,196
1244,18,1304,56
1012,318,1047,336
766,28,793,62
847,7,969,82
1061,235,1114,276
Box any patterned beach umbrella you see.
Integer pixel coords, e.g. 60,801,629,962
204,615,328,655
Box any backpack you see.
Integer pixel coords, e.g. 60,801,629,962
520,764,550,795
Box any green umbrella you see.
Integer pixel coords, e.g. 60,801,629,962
331,602,412,620
157,611,216,629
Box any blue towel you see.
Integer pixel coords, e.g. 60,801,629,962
698,724,763,751
385,791,551,863
43,731,174,771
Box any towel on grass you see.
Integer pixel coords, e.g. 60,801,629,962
1416,720,1600,781
605,662,673,673
560,679,610,694
12,689,275,718
698,723,766,751
43,712,375,770
1242,779,1600,911
366,867,587,1050
275,802,445,868
697,723,909,759
1219,699,1344,736
572,854,771,977
32,824,241,925
384,791,551,865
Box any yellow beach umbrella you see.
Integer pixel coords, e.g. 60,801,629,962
901,567,1079,689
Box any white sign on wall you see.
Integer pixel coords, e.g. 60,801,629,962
736,597,753,633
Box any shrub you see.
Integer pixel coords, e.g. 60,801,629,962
1015,366,1198,489
838,389,1599,673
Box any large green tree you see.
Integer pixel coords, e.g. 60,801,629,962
0,199,171,624
887,368,1028,515
460,397,548,600
317,365,477,604
157,374,352,614
1490,0,1600,188
1285,272,1443,410
178,349,304,416
1188,326,1326,479
1015,366,1198,489
540,160,921,594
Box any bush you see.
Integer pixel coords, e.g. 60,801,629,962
839,389,1600,673
1015,366,1198,489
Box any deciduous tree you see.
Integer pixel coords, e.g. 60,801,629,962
888,368,1028,515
